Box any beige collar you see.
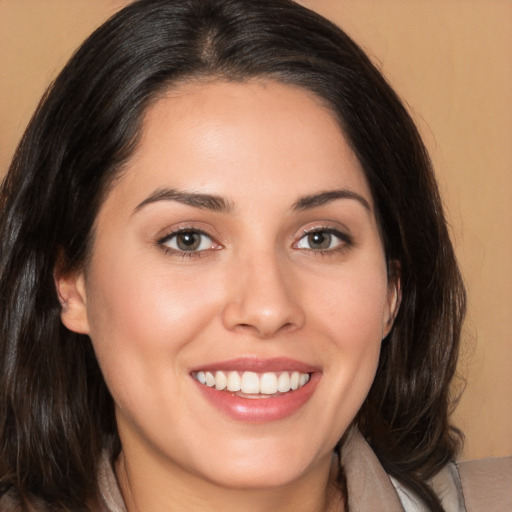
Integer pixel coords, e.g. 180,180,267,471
341,428,405,511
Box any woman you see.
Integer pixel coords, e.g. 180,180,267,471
1,1,509,511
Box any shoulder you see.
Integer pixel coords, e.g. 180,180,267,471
393,456,512,512
391,456,512,512
390,463,465,512
456,455,512,511
0,488,30,512
342,429,512,512
0,490,48,512
0,492,17,512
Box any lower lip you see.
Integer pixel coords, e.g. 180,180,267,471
193,373,321,423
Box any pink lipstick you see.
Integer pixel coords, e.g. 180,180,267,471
190,357,321,422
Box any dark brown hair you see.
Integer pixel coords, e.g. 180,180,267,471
0,0,465,510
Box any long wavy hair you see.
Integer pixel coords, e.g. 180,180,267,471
0,0,465,510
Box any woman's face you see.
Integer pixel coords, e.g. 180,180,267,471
60,80,398,491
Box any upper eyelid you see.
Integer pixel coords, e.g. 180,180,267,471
158,227,212,243
293,226,353,249
155,223,222,246
296,225,352,240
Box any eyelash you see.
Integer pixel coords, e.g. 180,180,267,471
157,228,219,258
156,226,352,258
294,227,353,255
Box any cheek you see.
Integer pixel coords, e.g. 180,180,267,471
304,260,389,398
82,248,224,400
86,251,220,342
307,262,390,347
286,263,389,452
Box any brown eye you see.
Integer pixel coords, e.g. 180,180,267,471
161,230,215,252
296,229,349,251
307,232,332,250
176,232,202,251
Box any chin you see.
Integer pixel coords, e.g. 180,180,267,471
185,434,332,491
199,461,311,491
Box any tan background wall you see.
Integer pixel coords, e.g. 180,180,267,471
1,0,510,460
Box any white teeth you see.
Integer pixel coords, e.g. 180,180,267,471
290,371,300,390
260,372,278,394
299,373,310,387
226,371,241,392
277,372,291,392
241,372,260,394
215,370,227,390
205,371,215,387
194,370,311,395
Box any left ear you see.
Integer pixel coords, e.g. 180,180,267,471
54,262,90,335
383,260,401,338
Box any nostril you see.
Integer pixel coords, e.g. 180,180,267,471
234,321,298,339
221,287,306,337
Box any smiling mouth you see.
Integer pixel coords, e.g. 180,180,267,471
192,370,311,398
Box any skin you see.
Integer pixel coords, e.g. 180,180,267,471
57,80,399,512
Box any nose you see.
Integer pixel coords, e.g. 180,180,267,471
221,250,305,338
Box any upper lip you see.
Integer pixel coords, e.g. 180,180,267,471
190,356,320,374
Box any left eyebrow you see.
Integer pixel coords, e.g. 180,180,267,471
292,189,371,212
133,187,234,214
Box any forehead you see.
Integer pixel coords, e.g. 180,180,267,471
108,79,373,213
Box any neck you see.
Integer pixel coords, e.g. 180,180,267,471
116,449,344,512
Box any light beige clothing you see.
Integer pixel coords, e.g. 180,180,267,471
457,455,512,511
97,430,512,511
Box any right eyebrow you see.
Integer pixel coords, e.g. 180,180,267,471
132,187,234,215
292,189,372,212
